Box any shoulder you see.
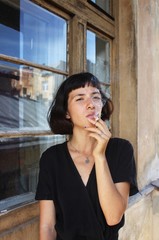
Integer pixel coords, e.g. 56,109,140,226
40,141,67,167
107,138,135,172
109,137,132,145
108,138,138,194
108,137,133,151
106,137,134,167
42,141,66,156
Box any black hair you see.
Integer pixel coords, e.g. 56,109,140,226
47,72,113,134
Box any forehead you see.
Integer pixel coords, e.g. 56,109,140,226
69,86,100,97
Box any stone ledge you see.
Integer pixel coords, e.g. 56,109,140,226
128,178,159,208
151,179,159,188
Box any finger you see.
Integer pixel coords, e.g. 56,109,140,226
94,121,110,137
89,131,110,142
100,131,111,139
86,118,111,139
95,118,108,127
89,132,105,141
88,117,106,129
85,127,111,139
85,126,102,135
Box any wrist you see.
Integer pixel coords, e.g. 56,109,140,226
93,153,106,161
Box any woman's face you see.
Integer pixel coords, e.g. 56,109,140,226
66,85,103,128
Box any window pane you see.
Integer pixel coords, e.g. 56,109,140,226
87,30,110,95
0,0,67,71
88,0,112,15
0,135,65,208
0,60,65,132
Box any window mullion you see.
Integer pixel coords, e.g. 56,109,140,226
0,54,68,77
69,16,86,74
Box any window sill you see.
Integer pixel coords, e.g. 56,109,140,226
0,192,35,214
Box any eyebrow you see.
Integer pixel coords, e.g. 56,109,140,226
72,91,101,99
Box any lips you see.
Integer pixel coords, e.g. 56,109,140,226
86,113,98,120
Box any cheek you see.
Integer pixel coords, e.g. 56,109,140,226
67,105,83,119
71,108,85,123
96,102,103,112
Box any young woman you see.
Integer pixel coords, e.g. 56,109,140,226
35,72,138,240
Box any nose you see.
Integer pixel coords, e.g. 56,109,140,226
86,98,95,109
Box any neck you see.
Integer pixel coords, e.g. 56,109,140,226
69,136,95,156
68,139,94,164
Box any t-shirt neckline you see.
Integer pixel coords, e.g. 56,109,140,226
64,141,95,188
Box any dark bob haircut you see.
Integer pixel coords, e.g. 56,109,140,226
47,72,114,134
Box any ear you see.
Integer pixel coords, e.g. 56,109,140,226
66,112,71,119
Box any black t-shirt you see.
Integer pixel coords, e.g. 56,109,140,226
35,138,138,240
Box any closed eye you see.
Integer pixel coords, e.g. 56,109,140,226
92,94,102,101
76,97,84,101
93,96,101,99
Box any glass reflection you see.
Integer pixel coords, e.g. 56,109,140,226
88,0,111,15
0,0,67,70
87,30,110,94
0,135,65,201
0,60,65,131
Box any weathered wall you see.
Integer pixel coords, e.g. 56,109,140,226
116,0,159,188
120,187,159,240
120,194,153,240
118,0,159,239
112,0,137,150
152,190,159,240
137,0,159,189
118,0,137,148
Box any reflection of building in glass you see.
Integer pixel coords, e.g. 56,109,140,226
19,66,57,103
34,69,56,103
0,61,65,131
20,66,33,98
0,60,65,102
0,68,20,96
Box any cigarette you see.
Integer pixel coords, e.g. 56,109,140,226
95,113,100,121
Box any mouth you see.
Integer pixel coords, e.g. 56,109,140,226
86,112,100,120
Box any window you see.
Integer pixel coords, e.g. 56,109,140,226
0,0,67,70
42,80,48,92
87,30,111,96
0,0,68,211
88,0,113,16
0,135,65,211
0,61,65,132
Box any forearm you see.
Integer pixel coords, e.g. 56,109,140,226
39,200,56,240
95,155,129,226
40,225,56,240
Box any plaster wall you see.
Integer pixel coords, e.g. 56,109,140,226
119,189,159,240
119,194,153,240
152,190,159,240
137,0,159,189
118,0,159,189
117,0,159,239
117,0,137,149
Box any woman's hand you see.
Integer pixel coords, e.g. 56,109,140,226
85,118,111,157
85,118,129,226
